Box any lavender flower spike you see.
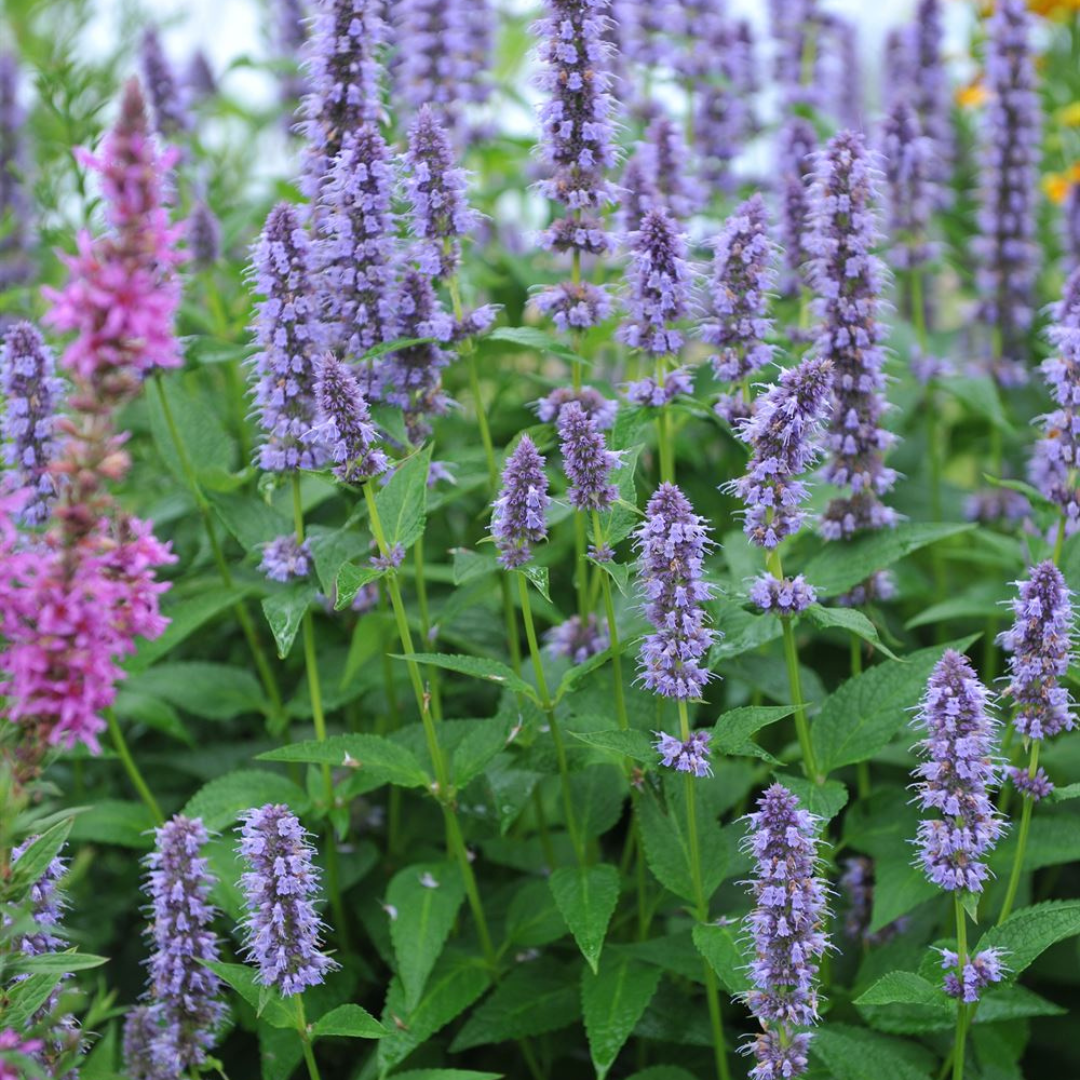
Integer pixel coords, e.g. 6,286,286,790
998,561,1075,748
616,208,692,356
912,0,952,202
701,194,775,386
880,100,936,272
741,783,830,1080
641,113,703,220
776,118,817,299
139,27,191,136
403,105,480,281
729,356,833,550
491,434,550,569
809,130,898,540
238,804,338,995
654,729,712,778
749,573,816,616
313,353,389,483
187,201,221,268
545,613,609,664
633,483,716,699
248,202,328,473
912,650,1004,893
0,52,32,292
558,401,621,513
1,321,63,525
143,815,225,1074
11,835,67,957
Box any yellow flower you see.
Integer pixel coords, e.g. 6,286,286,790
956,81,989,109
1045,173,1070,204
1028,0,1080,17
1061,103,1080,127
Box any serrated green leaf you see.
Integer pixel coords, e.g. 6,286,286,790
582,955,661,1080
376,444,432,551
391,1073,503,1080
148,371,236,483
692,922,751,994
311,1003,387,1039
855,971,950,1008
778,775,849,823
554,646,615,701
334,561,385,610
10,819,73,895
10,950,109,975
549,863,621,973
517,563,550,602
711,705,796,761
69,799,155,849
125,661,268,721
262,582,317,659
592,558,632,596
973,900,1080,982
2,972,64,1028
182,770,309,831
451,547,498,585
811,1023,937,1080
258,734,430,789
625,1070,698,1080
570,728,656,763
209,491,293,552
396,652,537,699
709,605,783,664
638,788,727,906
505,879,570,948
451,717,514,789
804,604,902,661
202,960,294,1029
485,325,580,362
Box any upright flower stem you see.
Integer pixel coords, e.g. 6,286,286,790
105,708,164,826
591,511,628,733
412,540,443,720
998,741,1039,924
655,358,675,484
953,896,970,1080
295,995,322,1080
364,483,496,968
516,570,585,866
677,699,731,1080
153,375,285,725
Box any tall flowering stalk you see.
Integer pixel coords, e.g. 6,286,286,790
912,0,951,203
641,113,703,221
0,52,32,294
139,28,191,137
997,562,1075,922
880,100,936,283
974,0,1040,373
741,784,830,1080
272,0,309,109
769,0,821,114
777,118,817,302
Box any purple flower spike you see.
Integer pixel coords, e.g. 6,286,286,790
912,650,1004,894
642,113,703,220
558,401,621,513
729,356,833,550
702,194,775,386
654,729,712,778
1,321,63,525
769,0,822,113
776,118,817,298
238,804,338,996
248,202,328,473
974,0,1040,365
624,366,692,408
491,434,550,569
261,535,312,583
617,209,692,356
912,0,952,202
633,482,716,699
12,836,67,958
809,130,898,540
749,574,816,616
139,27,191,136
0,52,32,292
143,816,225,1074
998,561,1075,743
188,201,221,268
534,385,617,430
880,100,937,272
741,783,829,1080
545,613,610,664
403,106,480,280
941,948,1006,1004
122,1005,160,1080
534,281,614,333
1065,182,1080,276
313,353,388,483
1008,765,1054,802
618,147,661,235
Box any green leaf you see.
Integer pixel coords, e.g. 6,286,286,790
2,972,64,1028
376,444,432,551
801,522,974,598
570,728,656,764
711,705,796,762
388,863,467,1010
69,799,156,849
1051,781,1080,802
549,863,621,973
10,950,109,975
396,652,537,700
804,604,902,661
692,922,751,994
311,1003,387,1039
258,734,430,790
391,1073,503,1080
451,960,580,1050
148,371,236,483
505,879,572,948
124,661,268,721
709,605,783,664
870,858,939,936
361,335,438,361
582,955,661,1080
10,819,73,894
451,717,515,789
262,582,318,659
554,646,615,701
811,1023,937,1080
625,1070,698,1080
638,790,727,906
517,563,551,602
811,637,979,775
210,490,293,552
942,374,1012,432
334,561,385,610
202,960,294,1029
451,547,499,585
593,558,632,596
855,971,950,1009
777,775,849,823
485,325,580,362
182,770,310,831
973,900,1080,982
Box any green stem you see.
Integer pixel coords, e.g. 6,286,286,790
295,996,322,1080
591,511,628,735
517,570,585,865
574,512,590,620
413,541,443,721
851,639,871,797
953,897,969,1080
998,741,1040,925
105,708,163,826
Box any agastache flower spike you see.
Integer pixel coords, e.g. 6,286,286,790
912,0,952,202
777,118,817,298
238,804,337,995
880,100,937,272
313,353,388,483
491,434,550,569
618,145,660,235
729,356,833,550
260,534,312,583
997,561,1075,748
940,947,1006,1004
535,385,617,430
187,201,221,268
139,27,191,136
741,784,830,1080
654,729,712,778
633,482,716,700
0,52,32,293
557,401,621,513
641,113,703,220
749,573,816,616
545,613,609,664
769,0,822,114
808,130,898,540
1,321,63,525
912,650,1004,894
617,208,692,356
248,202,328,473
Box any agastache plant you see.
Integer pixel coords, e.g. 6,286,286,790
911,0,952,202
640,112,703,220
491,435,549,569
880,100,936,275
139,27,191,137
313,352,388,483
0,51,32,293
776,118,817,300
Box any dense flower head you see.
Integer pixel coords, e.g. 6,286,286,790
0,1030,44,1080
545,613,609,663
730,356,833,549
820,15,862,132
312,352,388,483
299,0,387,198
535,280,613,333
633,482,716,699
624,366,692,408
742,784,829,1080
534,0,618,212
808,130,898,538
122,1006,161,1080
535,385,617,429
142,816,225,1075
616,209,692,356
558,401,621,512
912,0,952,201
1,321,63,525
260,534,312,583
249,202,328,473
491,434,549,569
640,113,703,220
965,487,1031,526
702,194,775,384
974,0,1041,363
912,650,1004,893
769,0,822,113
655,729,712,777
777,118,817,297
44,79,184,393
941,948,1006,1004
880,99,937,271
187,201,221,268
403,106,479,279
0,51,32,292
238,804,337,996
749,573,816,615
1009,764,1054,801
273,0,309,105
997,560,1075,741
618,146,660,235
835,568,896,608
139,27,191,136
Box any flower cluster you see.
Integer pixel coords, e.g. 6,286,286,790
625,367,692,408
314,352,389,483
654,729,713,777
188,201,221,268
558,401,621,513
912,650,1004,893
940,948,1006,1004
742,784,830,1080
880,99,936,271
545,613,609,663
634,482,716,699
911,0,951,201
777,118,817,298
491,435,550,569
769,0,823,113
839,856,909,946
0,51,32,292
730,356,833,549
639,113,703,220
749,574,816,616
535,385,617,430
261,534,312,583
238,804,337,996
139,27,191,136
